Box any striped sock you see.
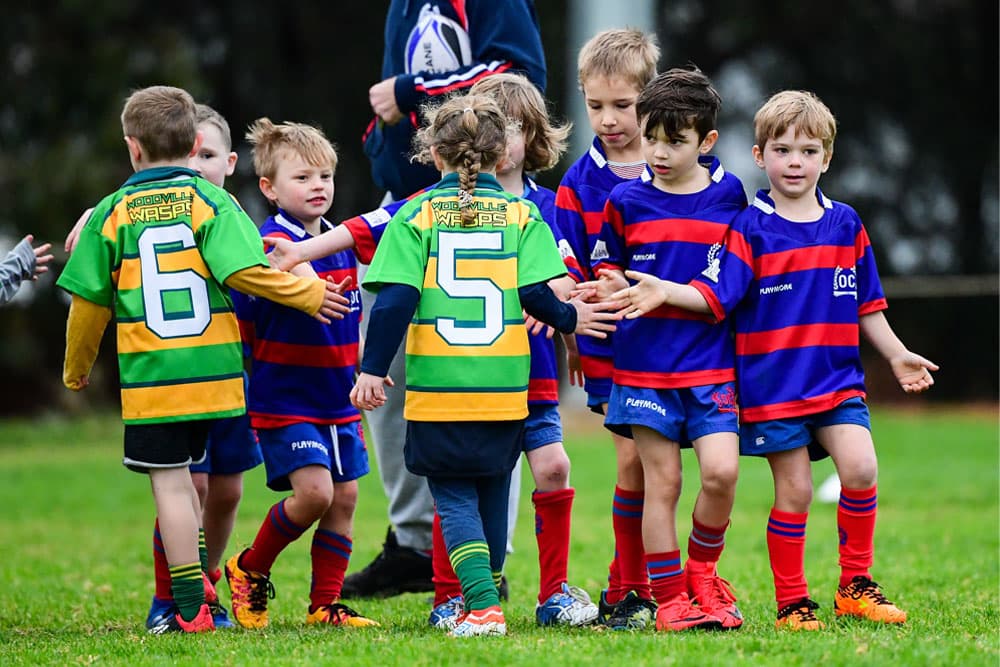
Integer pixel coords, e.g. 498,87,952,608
767,508,809,608
310,529,352,610
170,562,205,622
837,485,877,586
242,500,308,575
646,550,685,605
198,528,209,574
687,516,728,564
610,485,648,603
152,519,172,601
450,540,498,612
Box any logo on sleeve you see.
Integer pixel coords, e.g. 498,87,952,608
557,238,575,260
701,243,722,283
833,266,857,298
590,240,609,261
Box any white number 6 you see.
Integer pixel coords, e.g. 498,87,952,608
138,224,211,338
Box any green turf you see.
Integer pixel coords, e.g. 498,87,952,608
0,407,996,665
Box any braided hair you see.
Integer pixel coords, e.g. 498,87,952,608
414,93,507,224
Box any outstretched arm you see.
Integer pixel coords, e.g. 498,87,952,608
860,311,938,393
225,265,350,324
609,269,712,318
261,225,356,272
64,294,112,391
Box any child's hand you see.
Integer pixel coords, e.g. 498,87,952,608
562,333,584,386
64,208,93,254
569,297,622,338
523,310,555,339
26,236,53,278
572,269,627,303
350,372,395,410
65,375,90,391
610,270,669,319
889,352,939,393
261,236,304,271
313,276,352,324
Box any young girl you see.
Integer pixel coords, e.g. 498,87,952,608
351,93,619,637
425,72,598,631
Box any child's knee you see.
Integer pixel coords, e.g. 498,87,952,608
332,482,359,513
838,456,878,490
530,448,570,489
775,476,813,512
700,460,738,498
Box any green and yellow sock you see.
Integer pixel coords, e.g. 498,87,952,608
450,541,499,612
198,529,209,574
170,562,205,622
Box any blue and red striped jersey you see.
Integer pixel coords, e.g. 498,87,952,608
523,176,562,405
691,188,888,422
233,210,363,428
595,157,746,388
555,136,643,385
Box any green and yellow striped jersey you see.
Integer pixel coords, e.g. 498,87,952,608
57,166,268,424
363,173,566,422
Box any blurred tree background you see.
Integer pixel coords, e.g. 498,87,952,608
1,1,995,416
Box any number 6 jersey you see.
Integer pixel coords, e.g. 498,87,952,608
57,166,271,424
362,172,567,422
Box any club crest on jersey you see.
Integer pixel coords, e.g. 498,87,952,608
701,243,722,283
590,240,609,261
833,266,857,298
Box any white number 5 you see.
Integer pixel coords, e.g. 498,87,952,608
138,224,211,338
436,231,504,346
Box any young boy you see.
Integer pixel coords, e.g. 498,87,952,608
0,235,51,305
58,86,349,634
555,27,660,629
225,118,378,629
145,104,261,631
612,90,938,630
588,68,746,631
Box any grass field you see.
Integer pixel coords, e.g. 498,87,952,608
0,406,996,665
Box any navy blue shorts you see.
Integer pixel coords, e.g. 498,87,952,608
190,411,262,475
604,382,739,445
740,397,871,461
257,421,369,491
585,376,612,414
524,404,562,452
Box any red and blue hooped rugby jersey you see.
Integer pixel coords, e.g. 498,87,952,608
555,136,641,383
691,188,887,422
233,210,362,428
594,157,746,388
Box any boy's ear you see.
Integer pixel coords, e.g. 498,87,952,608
751,144,765,168
188,130,204,158
124,136,143,163
225,151,238,177
258,176,277,202
821,148,833,173
699,129,719,154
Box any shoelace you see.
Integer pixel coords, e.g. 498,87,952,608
246,573,276,611
847,578,890,604
318,602,363,622
778,598,820,622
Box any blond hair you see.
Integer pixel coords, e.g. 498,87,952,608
577,28,659,92
245,118,338,179
754,90,837,155
120,85,197,162
470,73,570,172
414,93,507,224
195,104,232,151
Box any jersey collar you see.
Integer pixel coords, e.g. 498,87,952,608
752,186,833,215
436,172,503,192
124,166,199,187
274,209,333,238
